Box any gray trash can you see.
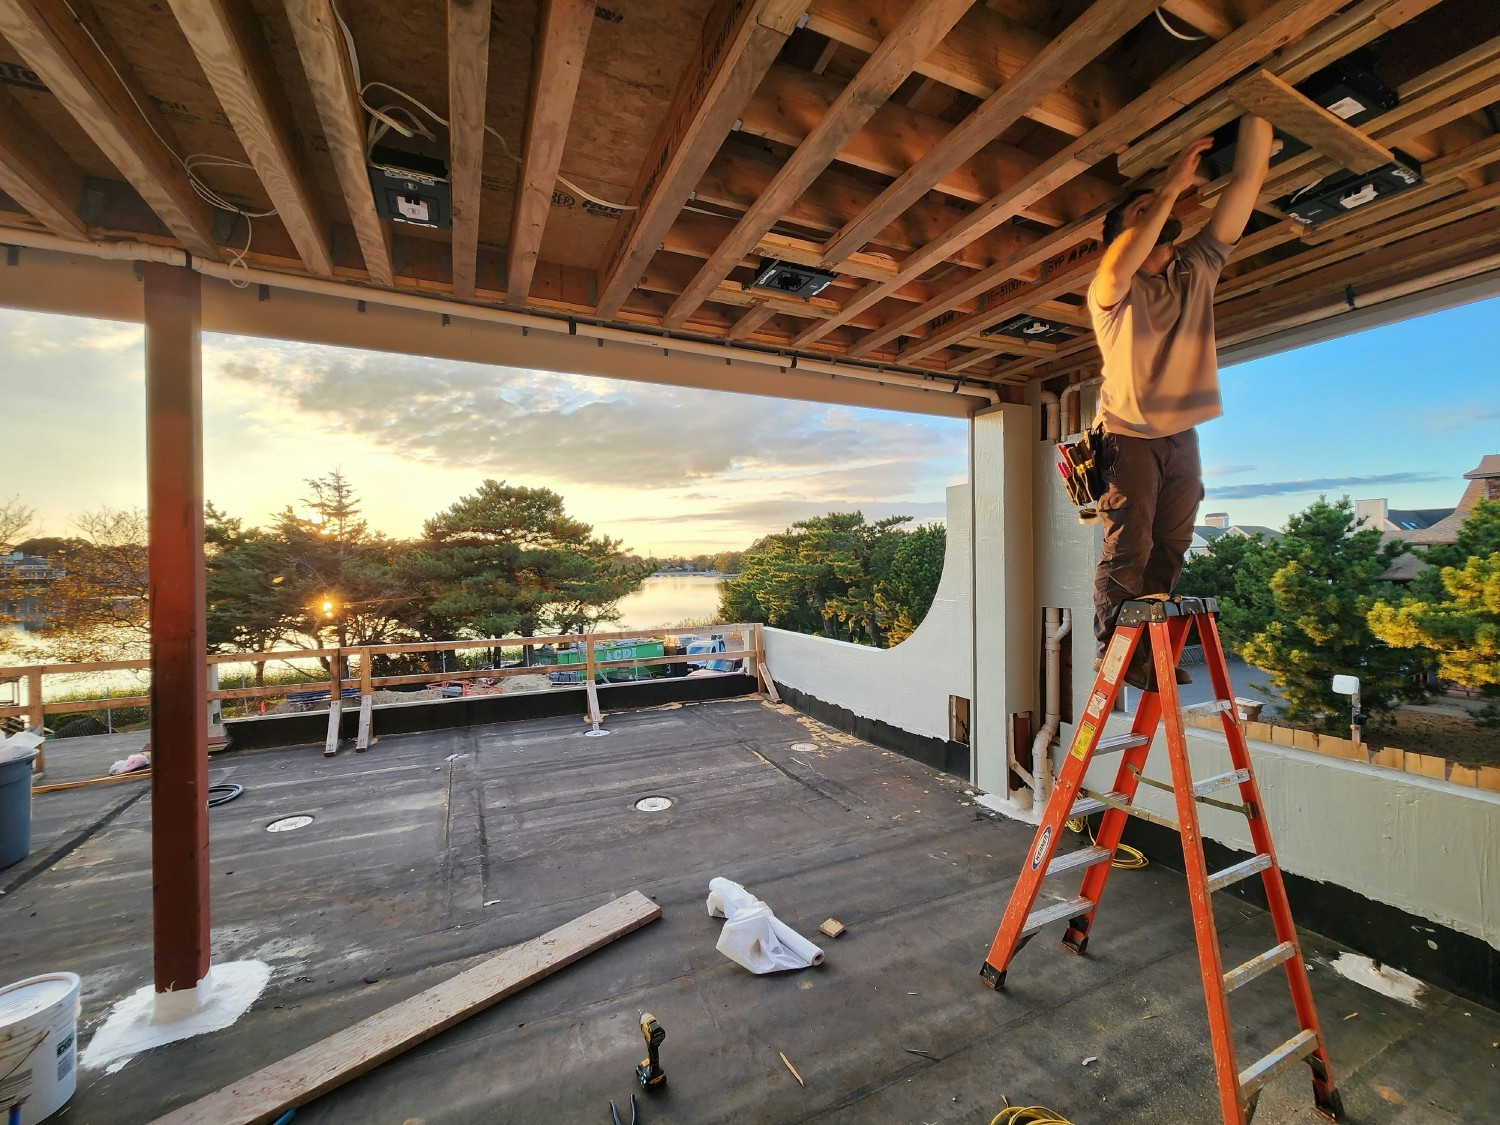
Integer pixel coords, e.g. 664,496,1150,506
0,747,39,869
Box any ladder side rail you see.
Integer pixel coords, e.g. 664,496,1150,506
1196,611,1343,1116
1156,619,1247,1124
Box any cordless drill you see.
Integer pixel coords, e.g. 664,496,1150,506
635,1012,666,1090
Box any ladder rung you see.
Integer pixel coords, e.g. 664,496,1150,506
1069,790,1125,818
1021,896,1095,938
1207,853,1273,893
1194,768,1250,796
1045,845,1111,876
1239,1029,1319,1101
1223,941,1297,993
1095,733,1150,756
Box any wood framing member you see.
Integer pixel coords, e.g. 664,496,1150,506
1227,69,1394,174
0,0,218,257
283,0,393,285
819,0,1161,266
1160,0,1236,39
0,86,86,239
728,299,776,340
153,893,662,1125
143,262,211,994
447,0,492,297
661,0,975,331
803,0,1138,138
801,0,1348,351
593,0,806,319
506,0,590,301
167,0,334,275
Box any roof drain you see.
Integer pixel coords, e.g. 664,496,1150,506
633,796,672,812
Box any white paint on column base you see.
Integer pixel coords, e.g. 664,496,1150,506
1328,953,1427,1007
974,792,1042,825
81,960,271,1074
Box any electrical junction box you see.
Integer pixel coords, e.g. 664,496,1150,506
1207,52,1398,175
367,144,451,228
748,258,837,299
982,314,1076,345
1275,150,1423,226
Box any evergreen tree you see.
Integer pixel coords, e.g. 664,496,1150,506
876,523,946,645
1238,497,1425,729
1175,531,1276,648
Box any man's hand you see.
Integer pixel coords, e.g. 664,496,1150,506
1164,137,1214,196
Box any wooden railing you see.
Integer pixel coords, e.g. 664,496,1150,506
1,622,778,769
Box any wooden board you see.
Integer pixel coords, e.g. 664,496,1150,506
1228,69,1394,174
152,891,662,1125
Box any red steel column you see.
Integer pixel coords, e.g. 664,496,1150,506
144,263,210,993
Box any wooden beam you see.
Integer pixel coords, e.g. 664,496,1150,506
800,0,1348,350
283,0,393,285
662,0,975,330
1228,68,1394,174
594,0,807,319
143,262,210,994
0,85,86,239
167,0,333,275
447,0,491,297
506,0,591,302
1160,0,1235,39
0,0,217,258
803,0,1139,138
740,65,1116,226
152,892,663,1125
728,299,776,340
819,0,1160,266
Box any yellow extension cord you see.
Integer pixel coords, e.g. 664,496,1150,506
991,1106,1077,1125
1065,817,1149,869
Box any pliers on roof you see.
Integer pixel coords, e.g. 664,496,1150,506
609,1094,638,1125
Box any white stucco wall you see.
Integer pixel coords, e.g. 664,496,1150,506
762,482,973,750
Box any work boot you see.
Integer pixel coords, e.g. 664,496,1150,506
1122,650,1192,692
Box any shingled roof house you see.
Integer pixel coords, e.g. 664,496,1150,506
1370,453,1499,579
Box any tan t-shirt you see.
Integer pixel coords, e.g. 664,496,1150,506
1087,231,1231,439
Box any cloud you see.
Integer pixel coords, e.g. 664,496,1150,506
1203,464,1257,477
619,498,949,532
1207,472,1443,501
207,342,964,493
1414,401,1500,433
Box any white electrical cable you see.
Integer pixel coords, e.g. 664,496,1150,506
1155,8,1208,41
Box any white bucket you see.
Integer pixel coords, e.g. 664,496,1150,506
0,973,81,1125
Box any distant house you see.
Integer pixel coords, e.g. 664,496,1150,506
1186,512,1282,557
1371,453,1499,581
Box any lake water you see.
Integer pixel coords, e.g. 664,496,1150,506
614,574,725,631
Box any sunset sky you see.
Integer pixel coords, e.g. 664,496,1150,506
6,294,1497,555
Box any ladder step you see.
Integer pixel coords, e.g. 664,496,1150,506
1223,941,1297,993
1194,767,1250,796
1095,733,1150,756
1207,853,1274,893
1069,790,1125,818
1045,845,1112,876
1239,1029,1319,1101
1021,896,1095,938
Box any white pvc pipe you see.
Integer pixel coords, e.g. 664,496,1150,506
1038,389,1061,442
0,230,999,404
1029,607,1072,806
1058,377,1101,438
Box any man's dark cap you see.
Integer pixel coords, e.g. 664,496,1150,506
1103,188,1155,246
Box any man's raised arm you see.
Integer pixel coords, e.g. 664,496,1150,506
1208,115,1274,246
1093,138,1214,307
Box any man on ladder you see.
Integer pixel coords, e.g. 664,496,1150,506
978,119,1344,1125
1088,114,1273,690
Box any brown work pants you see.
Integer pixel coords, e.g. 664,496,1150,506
1093,428,1203,654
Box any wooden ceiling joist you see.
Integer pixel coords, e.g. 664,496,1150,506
661,0,976,331
506,0,590,302
593,0,807,320
447,0,492,298
0,85,86,239
167,0,334,275
803,0,1140,138
283,0,393,286
0,0,218,258
818,0,1161,267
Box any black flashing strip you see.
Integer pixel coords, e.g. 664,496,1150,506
773,681,969,780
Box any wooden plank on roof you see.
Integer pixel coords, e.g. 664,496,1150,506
1228,69,1394,174
166,0,333,275
283,0,393,285
506,0,591,302
593,0,807,319
151,892,662,1125
820,0,1160,266
447,0,492,297
661,0,976,330
0,85,86,239
0,0,217,257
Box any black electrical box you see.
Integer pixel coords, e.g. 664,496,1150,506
748,258,837,299
1207,52,1398,175
1275,150,1423,226
981,314,1076,345
367,144,451,228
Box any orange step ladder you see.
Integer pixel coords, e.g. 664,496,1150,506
980,595,1343,1125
